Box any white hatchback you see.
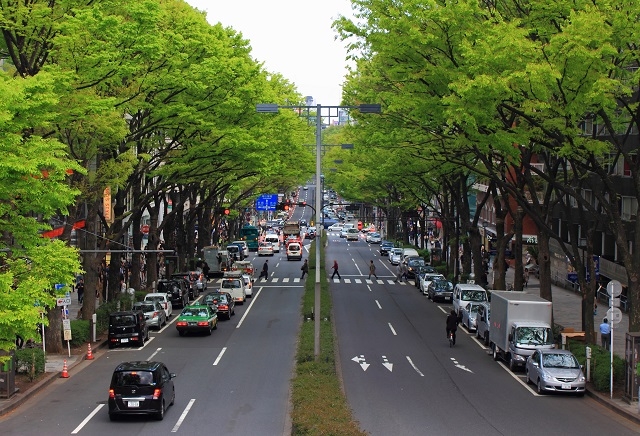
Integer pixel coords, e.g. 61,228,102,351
144,292,173,318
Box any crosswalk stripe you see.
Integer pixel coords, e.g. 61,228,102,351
354,279,362,283
282,278,290,283
344,278,351,283
272,278,279,283
376,279,384,284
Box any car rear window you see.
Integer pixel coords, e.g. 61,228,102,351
222,280,241,289
110,314,136,326
114,370,155,386
134,303,155,312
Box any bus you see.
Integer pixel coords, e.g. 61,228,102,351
239,225,260,251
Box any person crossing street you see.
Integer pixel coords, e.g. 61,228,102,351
331,260,341,280
368,260,378,280
301,259,309,279
259,260,269,279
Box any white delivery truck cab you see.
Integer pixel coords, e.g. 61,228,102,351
489,291,554,371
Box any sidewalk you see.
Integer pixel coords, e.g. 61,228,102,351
507,269,640,424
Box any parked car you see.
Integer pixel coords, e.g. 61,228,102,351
475,302,491,345
175,303,218,336
389,248,403,265
108,361,176,421
525,349,586,396
380,241,394,255
405,257,426,279
202,291,235,320
157,279,189,309
427,279,454,302
452,283,488,315
133,300,167,330
417,272,445,294
144,292,173,318
258,242,275,256
108,310,149,349
171,272,201,299
460,301,482,332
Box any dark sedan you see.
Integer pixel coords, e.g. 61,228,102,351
202,291,235,320
380,241,394,255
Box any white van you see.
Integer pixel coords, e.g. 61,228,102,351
264,234,280,252
221,271,247,304
452,283,488,315
401,248,420,263
286,242,302,261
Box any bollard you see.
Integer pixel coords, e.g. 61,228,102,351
586,346,592,382
562,334,567,350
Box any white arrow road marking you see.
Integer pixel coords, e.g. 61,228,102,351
382,355,393,372
352,354,370,371
450,357,473,373
406,356,425,376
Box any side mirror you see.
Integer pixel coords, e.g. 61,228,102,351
532,362,539,368
508,334,513,341
170,373,177,379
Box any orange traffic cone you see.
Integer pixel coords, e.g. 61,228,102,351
61,360,69,378
86,343,94,360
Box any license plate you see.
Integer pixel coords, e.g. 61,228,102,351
128,401,139,407
561,383,571,390
120,338,129,343
445,297,451,301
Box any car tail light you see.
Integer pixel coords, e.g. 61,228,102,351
176,321,188,327
153,312,159,318
163,302,168,309
219,304,228,310
109,389,115,399
197,321,209,326
153,388,162,400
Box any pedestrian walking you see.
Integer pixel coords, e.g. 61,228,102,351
523,268,529,287
394,263,403,282
600,318,611,350
401,262,408,281
259,260,269,279
76,279,85,305
368,260,378,279
301,259,309,279
331,260,341,280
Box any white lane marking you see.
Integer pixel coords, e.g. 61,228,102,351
272,278,279,283
386,280,395,284
147,347,162,360
344,278,351,283
496,360,541,396
375,300,382,309
376,279,384,284
354,260,364,275
382,355,393,372
71,404,104,434
282,278,290,282
236,286,261,328
365,279,373,284
171,398,196,432
388,323,397,335
438,305,448,314
406,356,425,377
157,314,178,333
354,279,362,283
213,347,227,366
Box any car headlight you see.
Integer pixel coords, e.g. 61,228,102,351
540,370,554,381
578,375,586,382
514,354,527,362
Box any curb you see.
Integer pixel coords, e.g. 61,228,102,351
0,340,108,418
586,387,640,426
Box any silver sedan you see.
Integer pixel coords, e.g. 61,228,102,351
525,349,586,396
133,301,167,330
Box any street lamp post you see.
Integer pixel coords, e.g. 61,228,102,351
257,102,380,359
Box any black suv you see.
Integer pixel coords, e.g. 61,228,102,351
108,310,149,349
157,279,189,308
108,361,176,421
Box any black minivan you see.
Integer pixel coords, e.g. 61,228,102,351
108,361,176,421
108,310,149,349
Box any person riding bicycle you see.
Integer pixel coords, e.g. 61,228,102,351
446,309,459,345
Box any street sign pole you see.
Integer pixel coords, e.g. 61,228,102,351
607,280,622,399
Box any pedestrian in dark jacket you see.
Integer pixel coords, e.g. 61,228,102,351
301,259,309,279
446,309,459,345
259,260,269,279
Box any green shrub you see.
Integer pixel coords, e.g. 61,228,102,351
68,319,91,347
96,300,120,332
15,348,45,381
567,340,625,392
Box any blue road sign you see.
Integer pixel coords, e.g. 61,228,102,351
256,194,278,211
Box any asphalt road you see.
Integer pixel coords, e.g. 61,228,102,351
0,202,315,436
328,233,640,436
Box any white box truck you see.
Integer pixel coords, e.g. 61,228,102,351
489,291,554,371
